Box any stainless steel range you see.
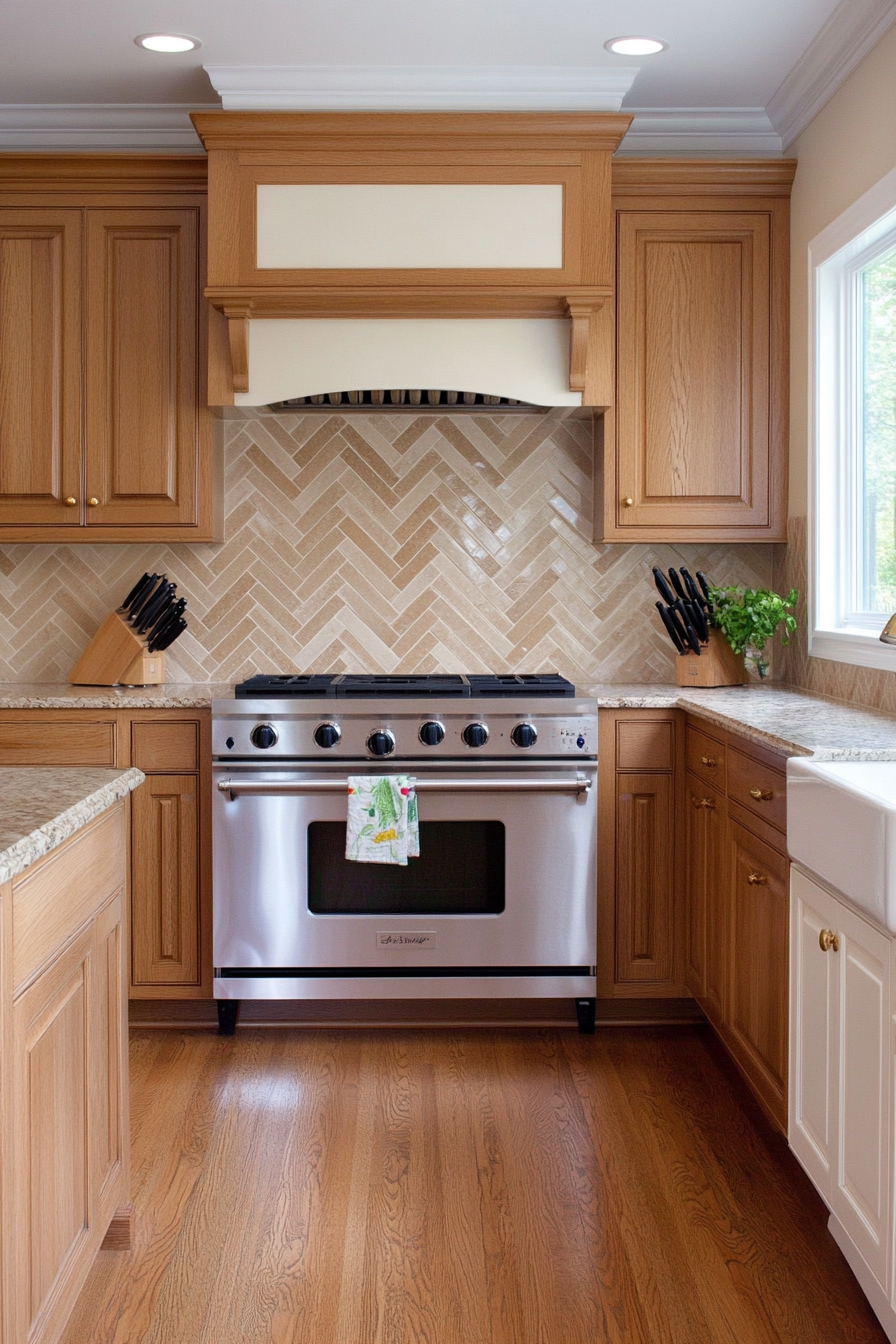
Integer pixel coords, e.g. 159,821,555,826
211,674,597,1034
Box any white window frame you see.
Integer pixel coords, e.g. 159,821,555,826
811,163,896,671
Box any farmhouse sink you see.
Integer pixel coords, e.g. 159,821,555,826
787,758,896,931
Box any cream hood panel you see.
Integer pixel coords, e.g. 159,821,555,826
234,318,583,407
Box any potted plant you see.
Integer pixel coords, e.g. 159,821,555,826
708,586,799,678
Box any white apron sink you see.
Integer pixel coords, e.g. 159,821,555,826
787,758,896,931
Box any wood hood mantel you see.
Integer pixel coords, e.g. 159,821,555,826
190,111,631,406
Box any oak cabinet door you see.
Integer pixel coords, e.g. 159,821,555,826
728,820,788,1127
614,771,676,987
684,771,726,1023
84,209,199,528
613,211,778,538
13,926,94,1343
0,209,82,527
130,773,201,988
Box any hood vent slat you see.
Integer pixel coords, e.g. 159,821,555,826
274,389,531,412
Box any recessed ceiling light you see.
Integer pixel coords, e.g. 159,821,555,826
135,33,202,53
604,36,667,57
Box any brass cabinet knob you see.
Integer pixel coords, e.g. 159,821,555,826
87,497,99,507
819,928,841,953
747,872,768,885
749,787,774,802
622,496,634,507
691,796,716,810
701,755,717,767
64,496,77,507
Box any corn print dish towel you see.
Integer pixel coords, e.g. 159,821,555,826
346,776,419,864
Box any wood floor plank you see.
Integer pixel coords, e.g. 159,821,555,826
59,1026,889,1344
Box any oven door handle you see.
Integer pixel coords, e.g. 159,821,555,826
217,776,592,800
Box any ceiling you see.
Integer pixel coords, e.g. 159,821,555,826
1,0,894,152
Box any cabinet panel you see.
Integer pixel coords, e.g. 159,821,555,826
834,898,891,1285
91,895,125,1205
130,774,200,987
685,722,726,790
13,927,93,1341
789,866,838,1197
131,719,198,773
728,820,788,1127
614,771,676,985
684,771,726,1022
728,747,786,834
85,209,199,528
615,718,673,771
0,718,116,766
0,209,82,526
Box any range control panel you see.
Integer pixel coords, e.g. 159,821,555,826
212,698,597,761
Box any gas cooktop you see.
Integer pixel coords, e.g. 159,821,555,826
234,673,577,699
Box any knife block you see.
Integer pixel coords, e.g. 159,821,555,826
675,628,745,688
70,611,167,686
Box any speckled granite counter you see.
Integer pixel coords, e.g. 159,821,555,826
3,680,896,761
0,766,145,884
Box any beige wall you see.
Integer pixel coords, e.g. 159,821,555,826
0,409,772,687
789,21,896,516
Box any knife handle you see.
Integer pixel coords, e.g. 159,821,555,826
652,567,678,608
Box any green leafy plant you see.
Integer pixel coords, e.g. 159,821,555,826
708,586,799,678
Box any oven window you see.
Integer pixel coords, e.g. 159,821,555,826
307,821,505,914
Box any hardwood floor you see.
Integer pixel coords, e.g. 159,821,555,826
61,1025,886,1344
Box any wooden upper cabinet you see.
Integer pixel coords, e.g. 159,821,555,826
85,209,199,528
596,160,794,542
0,157,222,543
0,209,82,527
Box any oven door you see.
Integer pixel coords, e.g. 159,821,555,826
212,760,596,974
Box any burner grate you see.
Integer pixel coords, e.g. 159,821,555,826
232,672,577,698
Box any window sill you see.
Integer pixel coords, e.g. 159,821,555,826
810,628,896,672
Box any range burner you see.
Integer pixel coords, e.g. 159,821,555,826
234,672,577,699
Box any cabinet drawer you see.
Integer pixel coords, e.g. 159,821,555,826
728,748,786,833
686,722,726,789
615,718,674,771
0,719,116,765
131,720,198,773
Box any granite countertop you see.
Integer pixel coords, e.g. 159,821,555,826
0,766,145,884
2,680,896,762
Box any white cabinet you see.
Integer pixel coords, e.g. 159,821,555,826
790,864,892,1293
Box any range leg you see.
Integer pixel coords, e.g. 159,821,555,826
217,999,241,1036
575,997,596,1034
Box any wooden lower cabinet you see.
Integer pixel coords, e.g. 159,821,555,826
2,804,129,1344
684,770,726,1023
726,821,788,1125
0,708,212,1001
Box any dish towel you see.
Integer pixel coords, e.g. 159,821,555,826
346,776,419,865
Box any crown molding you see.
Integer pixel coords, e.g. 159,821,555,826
766,0,896,149
202,65,639,111
0,104,214,151
616,108,782,157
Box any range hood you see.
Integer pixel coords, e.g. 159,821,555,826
192,112,632,408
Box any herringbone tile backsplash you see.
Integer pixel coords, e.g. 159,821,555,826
0,409,773,685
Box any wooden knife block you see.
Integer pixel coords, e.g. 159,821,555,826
70,611,167,687
675,628,745,688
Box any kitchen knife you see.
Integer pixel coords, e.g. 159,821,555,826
146,598,186,648
118,572,151,611
129,574,165,626
137,581,175,634
656,602,686,654
679,567,708,610
666,603,690,646
695,571,714,607
652,567,678,608
124,572,159,618
682,622,702,656
667,568,688,602
151,617,187,652
684,598,709,643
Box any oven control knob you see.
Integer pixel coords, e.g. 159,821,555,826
462,722,489,748
419,720,445,747
314,722,341,749
250,723,278,749
367,729,396,757
511,722,538,749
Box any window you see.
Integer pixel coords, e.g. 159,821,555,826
812,164,896,669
